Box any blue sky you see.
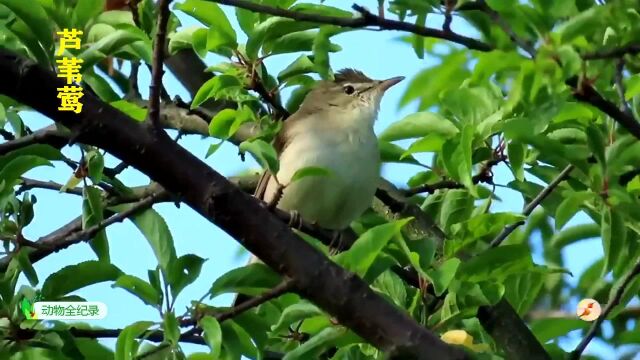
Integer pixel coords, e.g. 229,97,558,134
10,0,618,357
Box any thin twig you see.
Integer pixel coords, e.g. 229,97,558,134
17,177,83,196
582,43,640,60
0,126,68,156
182,279,294,330
403,156,504,196
126,61,141,100
209,0,493,51
569,257,640,360
489,164,574,247
0,191,165,272
475,0,536,57
147,0,173,128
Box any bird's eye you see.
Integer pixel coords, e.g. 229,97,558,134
343,85,355,95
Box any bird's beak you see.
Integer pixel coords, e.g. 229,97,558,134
378,76,405,91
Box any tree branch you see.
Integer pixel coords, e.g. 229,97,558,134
0,125,68,156
582,43,640,60
569,257,640,360
568,77,640,141
0,49,468,360
209,0,493,52
403,156,504,196
489,164,574,248
147,0,172,128
0,190,166,272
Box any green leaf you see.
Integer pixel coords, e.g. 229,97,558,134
290,166,333,183
163,311,180,345
246,17,317,60
209,263,281,298
380,112,458,141
507,141,525,181
208,108,237,139
199,316,222,357
551,223,600,248
271,301,323,333
425,258,460,296
120,207,177,272
42,260,122,299
115,321,154,360
440,87,501,125
80,29,147,68
399,51,468,110
176,0,236,46
221,321,258,358
313,26,338,80
458,244,533,282
585,124,606,168
205,140,224,158
0,0,53,60
402,134,447,157
239,139,279,174
334,219,411,277
555,6,602,43
87,151,104,184
192,75,242,108
278,55,316,82
269,30,341,56
379,140,423,166
601,207,626,275
74,0,105,29
283,326,347,360
16,248,38,286
235,7,257,36
110,100,147,122
624,74,640,100
531,318,588,343
554,191,592,230
0,155,52,184
112,274,161,307
82,186,109,261
84,71,120,102
442,124,476,195
167,254,206,299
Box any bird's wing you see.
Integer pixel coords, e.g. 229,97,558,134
253,113,299,200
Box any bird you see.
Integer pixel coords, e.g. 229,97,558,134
257,68,404,230
234,69,404,305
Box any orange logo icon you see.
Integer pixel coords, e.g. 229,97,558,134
577,298,601,321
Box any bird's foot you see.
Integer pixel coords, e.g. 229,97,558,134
328,231,343,256
287,210,303,229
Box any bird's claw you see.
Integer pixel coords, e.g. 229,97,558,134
288,210,302,229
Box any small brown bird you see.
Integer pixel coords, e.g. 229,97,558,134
235,69,403,304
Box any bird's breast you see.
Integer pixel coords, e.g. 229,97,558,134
268,126,380,229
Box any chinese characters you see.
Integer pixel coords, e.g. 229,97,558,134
56,29,84,113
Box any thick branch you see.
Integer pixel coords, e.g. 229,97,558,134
209,0,493,52
0,49,468,360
